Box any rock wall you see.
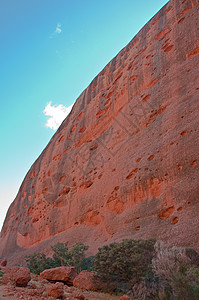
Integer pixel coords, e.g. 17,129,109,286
1,0,199,262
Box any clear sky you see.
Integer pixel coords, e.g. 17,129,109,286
0,0,168,231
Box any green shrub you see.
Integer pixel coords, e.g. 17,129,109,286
69,242,89,273
185,248,199,266
25,253,55,275
0,270,4,278
26,242,89,274
93,238,156,292
51,242,72,267
81,256,95,271
51,241,88,273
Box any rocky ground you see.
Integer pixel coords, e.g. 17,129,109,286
0,282,121,300
0,261,129,300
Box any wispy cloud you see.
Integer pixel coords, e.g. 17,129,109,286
50,23,62,39
43,101,74,130
55,23,62,34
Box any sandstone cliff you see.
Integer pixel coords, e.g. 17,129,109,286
1,0,199,262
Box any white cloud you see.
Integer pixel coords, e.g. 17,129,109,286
49,23,62,39
43,101,74,130
55,23,62,34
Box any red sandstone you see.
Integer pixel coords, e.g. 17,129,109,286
48,282,64,298
120,296,130,300
10,267,31,287
40,266,77,285
73,270,97,291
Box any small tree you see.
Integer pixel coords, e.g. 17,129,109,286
51,242,72,267
25,253,55,275
70,242,89,273
81,256,95,271
51,241,89,273
26,242,89,274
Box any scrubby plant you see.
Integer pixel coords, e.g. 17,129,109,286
51,241,88,273
25,252,55,275
81,256,95,271
26,242,89,274
25,238,199,299
51,242,72,267
131,280,158,300
185,247,199,266
93,238,156,292
69,242,89,273
0,270,4,278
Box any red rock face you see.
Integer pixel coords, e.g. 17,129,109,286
0,0,199,262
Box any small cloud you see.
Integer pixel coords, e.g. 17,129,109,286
49,23,62,39
43,101,74,130
55,23,62,34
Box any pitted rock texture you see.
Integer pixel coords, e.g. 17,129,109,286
0,0,199,262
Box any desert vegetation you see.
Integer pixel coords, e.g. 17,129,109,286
26,242,88,274
25,239,199,299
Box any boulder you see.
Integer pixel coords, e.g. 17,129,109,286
10,266,31,287
120,295,131,300
36,285,46,295
71,291,85,299
0,267,11,285
0,259,7,268
73,270,97,291
0,267,11,275
67,286,76,293
48,282,64,298
1,274,9,285
40,266,77,285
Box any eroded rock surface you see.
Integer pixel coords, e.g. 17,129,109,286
0,0,199,263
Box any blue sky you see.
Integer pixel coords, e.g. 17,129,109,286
0,0,168,230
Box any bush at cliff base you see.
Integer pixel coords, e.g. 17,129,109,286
93,239,199,298
26,242,88,275
124,241,199,299
25,253,56,275
52,241,88,273
93,238,156,292
25,238,199,299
